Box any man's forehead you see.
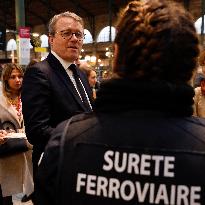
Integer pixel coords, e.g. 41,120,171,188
57,17,82,25
55,17,83,30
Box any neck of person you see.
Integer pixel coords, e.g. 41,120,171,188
9,91,20,99
51,50,74,69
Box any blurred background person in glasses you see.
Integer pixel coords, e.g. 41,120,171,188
21,11,93,203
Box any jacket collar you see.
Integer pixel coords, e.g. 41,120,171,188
51,50,73,70
46,53,93,111
94,78,194,117
0,93,23,127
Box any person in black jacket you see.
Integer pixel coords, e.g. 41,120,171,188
21,11,93,204
36,0,205,205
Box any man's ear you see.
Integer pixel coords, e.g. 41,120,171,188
49,35,54,47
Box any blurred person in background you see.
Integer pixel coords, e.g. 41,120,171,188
193,74,205,117
193,50,205,87
79,61,98,99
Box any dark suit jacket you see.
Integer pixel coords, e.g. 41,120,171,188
21,53,93,155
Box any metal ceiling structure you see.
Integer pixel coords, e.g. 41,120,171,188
0,0,130,31
0,0,202,31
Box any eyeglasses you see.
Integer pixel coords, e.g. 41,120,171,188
55,29,85,40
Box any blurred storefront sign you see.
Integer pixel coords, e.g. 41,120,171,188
18,27,30,65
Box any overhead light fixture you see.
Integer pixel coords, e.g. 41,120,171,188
32,33,40,37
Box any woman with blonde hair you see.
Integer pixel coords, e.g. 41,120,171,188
0,63,33,205
1,64,23,130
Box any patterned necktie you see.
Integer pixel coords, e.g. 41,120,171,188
69,64,92,112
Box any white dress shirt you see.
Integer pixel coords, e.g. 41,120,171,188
51,51,92,110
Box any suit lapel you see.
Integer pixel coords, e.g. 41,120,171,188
47,53,88,110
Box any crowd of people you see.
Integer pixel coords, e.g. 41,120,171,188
1,0,205,204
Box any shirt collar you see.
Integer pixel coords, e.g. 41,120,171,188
51,50,73,70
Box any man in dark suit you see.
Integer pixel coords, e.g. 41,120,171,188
21,11,93,198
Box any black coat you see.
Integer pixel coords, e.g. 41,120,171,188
21,53,93,155
36,79,205,205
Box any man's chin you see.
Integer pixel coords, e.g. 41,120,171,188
62,55,79,62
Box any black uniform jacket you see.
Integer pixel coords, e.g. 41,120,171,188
36,78,205,205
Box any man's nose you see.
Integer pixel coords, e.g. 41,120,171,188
70,33,78,41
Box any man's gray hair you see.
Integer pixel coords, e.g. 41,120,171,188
48,11,84,35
